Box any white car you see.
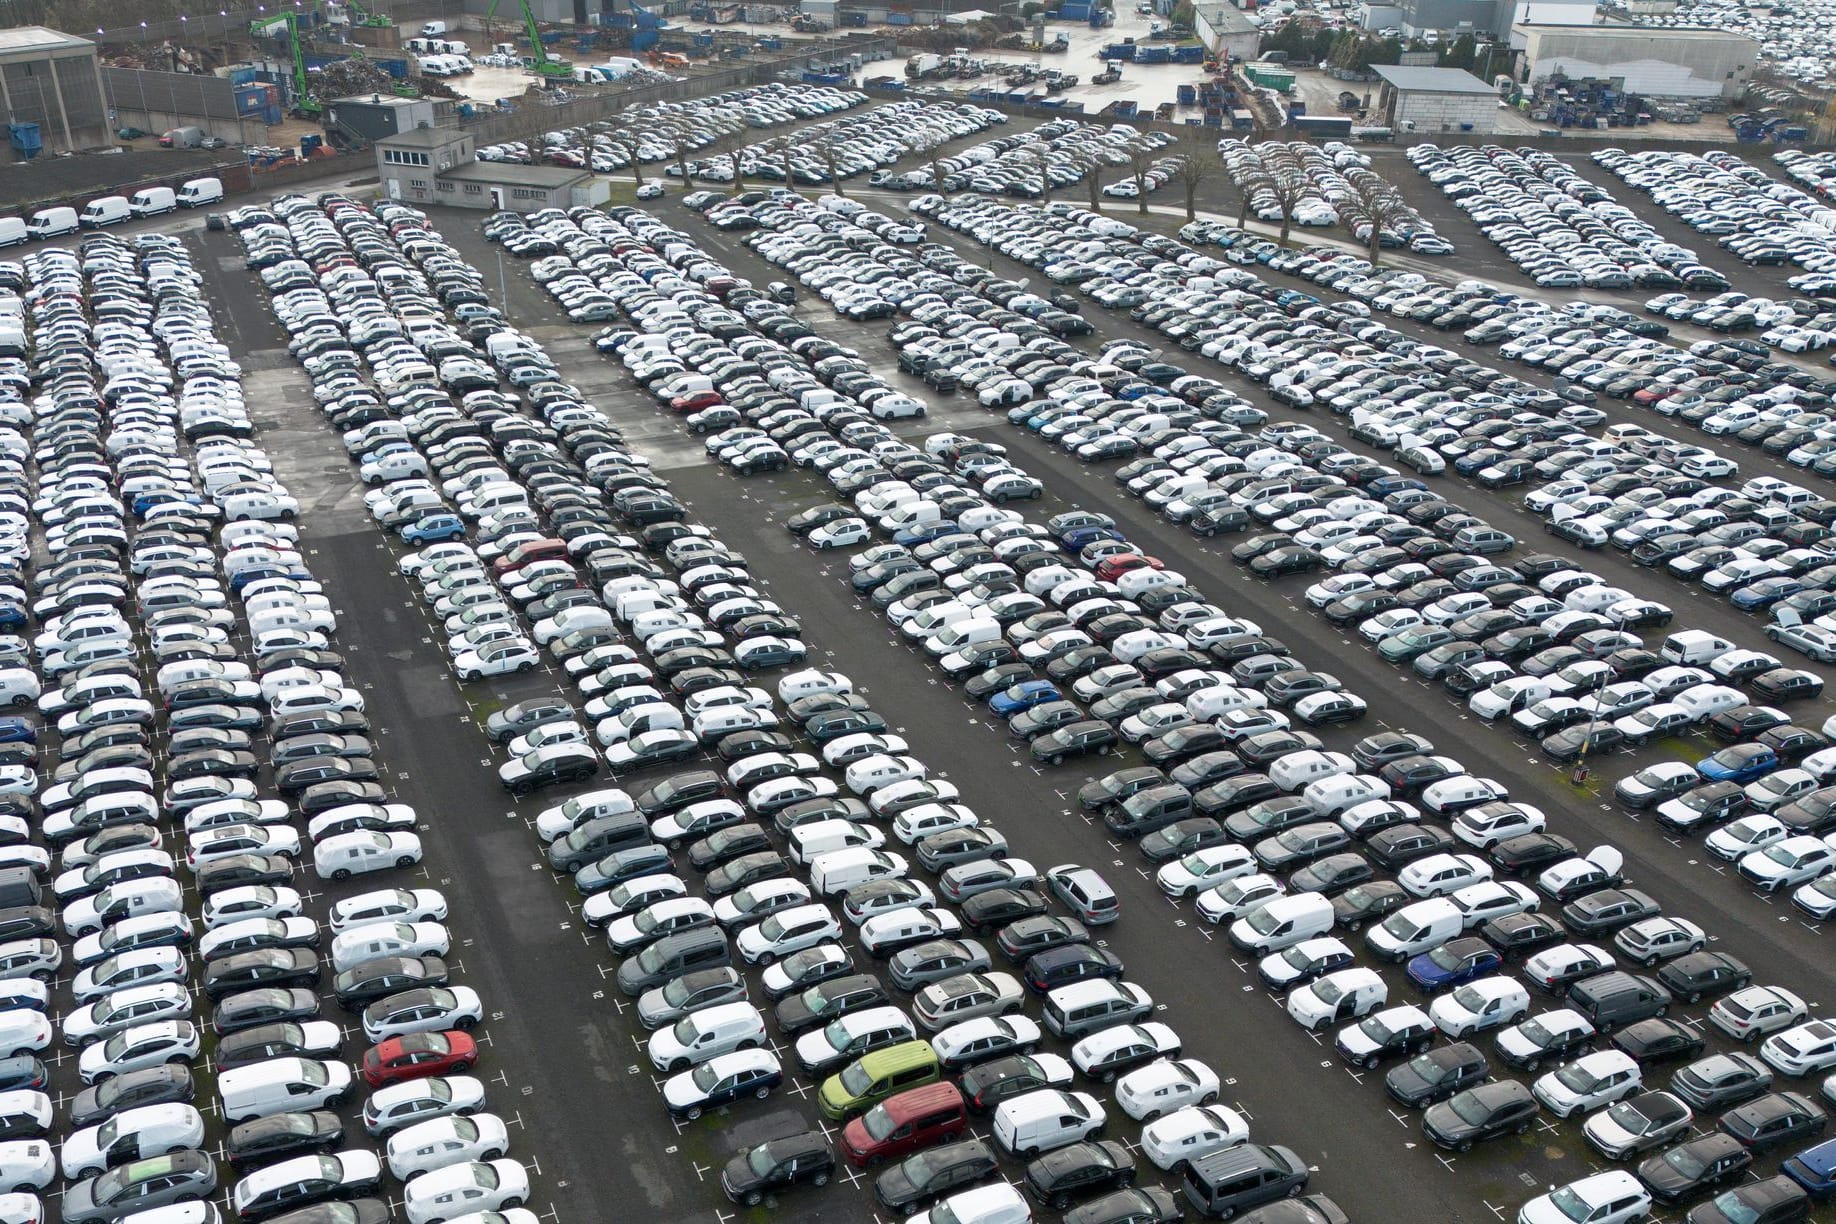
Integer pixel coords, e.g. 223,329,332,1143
61,981,192,1047
200,885,304,928
735,904,841,966
1705,814,1787,862
69,946,187,1005
1710,985,1808,1041
1114,1057,1220,1121
1532,1050,1641,1118
1138,1103,1249,1171
362,1075,489,1139
1195,874,1285,925
1333,1004,1434,1069
403,1158,530,1224
892,804,980,845
1156,845,1256,898
329,887,448,933
1524,944,1614,994
362,986,485,1043
1496,1009,1597,1073
1399,852,1493,898
1760,1020,1836,1077
1518,1170,1651,1224
1738,835,1836,892
1287,967,1387,1032
60,1101,204,1178
809,518,870,549
1428,978,1529,1037
385,1112,511,1180
0,1142,51,1192
930,1016,1043,1069
314,830,424,880
76,1020,199,1085
329,921,450,974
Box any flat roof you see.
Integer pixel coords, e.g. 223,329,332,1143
1372,64,1498,94
441,162,590,188
0,27,95,57
1197,5,1260,33
332,94,433,108
378,126,468,148
1517,21,1755,39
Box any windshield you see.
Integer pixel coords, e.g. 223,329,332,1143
821,1018,853,1049
1180,852,1216,874
1545,1186,1594,1223
1450,1092,1491,1126
1554,1063,1599,1092
1450,985,1487,1012
745,1145,778,1177
1605,1101,1648,1133
1518,1018,1553,1045
1312,978,1344,1005
1661,1146,1705,1177
691,1063,722,1092
1247,906,1283,935
861,1102,898,1141
838,1059,873,1096
1428,945,1465,971
1706,1193,1759,1224
1358,1015,1395,1043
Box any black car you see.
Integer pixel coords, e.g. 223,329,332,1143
720,1129,834,1206
1031,720,1119,766
1351,732,1435,771
213,988,320,1036
1636,1133,1753,1204
226,1110,343,1170
997,916,1090,963
1686,1178,1812,1224
203,947,319,999
1481,912,1564,960
1289,853,1373,897
961,1054,1068,1113
195,854,295,894
875,1139,1001,1215
1366,824,1457,871
1024,944,1124,995
1421,1080,1539,1151
1672,1053,1774,1110
1024,1140,1136,1210
688,825,772,872
963,887,1049,935
68,1064,194,1129
1386,1042,1488,1107
216,1022,335,1069
1613,1018,1706,1068
1490,833,1580,877
1138,818,1227,863
1332,880,1408,932
1563,888,1662,936
1657,952,1751,1005
774,974,888,1036
634,770,724,817
1719,1092,1828,1152
332,956,448,1011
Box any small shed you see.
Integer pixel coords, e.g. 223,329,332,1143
1371,63,1498,133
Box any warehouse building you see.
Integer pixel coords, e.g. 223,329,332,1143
324,94,458,143
1514,22,1755,98
375,126,611,211
1372,63,1498,131
0,27,110,159
1390,0,1594,39
1194,5,1262,60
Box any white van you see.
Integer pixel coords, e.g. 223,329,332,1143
79,196,131,228
26,207,78,238
1116,568,1184,599
1228,893,1334,952
1660,631,1734,667
218,1058,354,1123
788,818,882,866
993,1089,1107,1158
0,219,25,247
925,616,1000,659
1303,775,1385,820
128,187,177,218
809,848,907,898
646,1001,766,1072
900,600,973,644
176,177,224,208
1365,897,1463,962
883,502,942,533
1269,750,1356,793
1186,686,1267,721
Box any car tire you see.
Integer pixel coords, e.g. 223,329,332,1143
744,1190,762,1205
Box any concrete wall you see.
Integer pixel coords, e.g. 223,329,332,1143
1398,0,1498,35
1194,8,1259,59
101,68,272,147
1517,26,1755,98
1390,86,1496,131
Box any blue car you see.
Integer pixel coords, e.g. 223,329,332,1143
0,604,24,631
1784,1136,1836,1197
1060,526,1125,553
989,680,1060,717
894,520,958,548
132,491,204,518
1730,577,1803,611
401,514,466,545
1404,937,1504,993
1697,744,1779,783
0,719,34,745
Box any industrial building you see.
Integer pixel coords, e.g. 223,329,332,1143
1514,22,1756,98
1372,63,1498,132
324,94,459,143
1194,5,1262,60
1379,0,1593,39
0,27,110,159
374,126,610,211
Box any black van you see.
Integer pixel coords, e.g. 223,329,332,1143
1104,785,1193,839
1567,971,1672,1034
616,927,731,996
1181,1144,1309,1217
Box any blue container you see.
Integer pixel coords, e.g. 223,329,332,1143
7,123,40,160
235,83,268,114
262,104,284,126
886,11,912,23
841,10,866,23
228,66,260,86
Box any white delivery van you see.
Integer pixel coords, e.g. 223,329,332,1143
1228,893,1334,952
1660,631,1734,667
1269,750,1356,793
809,848,906,898
788,818,882,866
0,218,25,247
218,1058,354,1123
924,616,1000,659
79,196,131,228
128,187,177,218
900,600,973,644
1365,897,1463,962
26,207,78,238
420,19,448,35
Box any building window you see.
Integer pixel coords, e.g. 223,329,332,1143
462,183,483,194
436,180,454,192
383,149,431,166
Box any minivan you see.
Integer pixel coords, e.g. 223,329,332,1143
217,1057,354,1123
1228,893,1335,953
840,1080,966,1166
79,196,131,228
1566,971,1671,1034
615,927,731,996
1181,1143,1310,1217
992,1088,1106,1158
818,1040,941,1120
1043,979,1153,1038
1365,897,1463,962
128,187,177,218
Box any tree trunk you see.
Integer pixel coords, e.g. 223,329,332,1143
1039,161,1050,205
1279,214,1292,246
1368,221,1382,267
1237,191,1251,225
730,151,746,194
1184,184,1198,221
674,145,691,187
931,158,947,192
827,149,845,196
629,146,644,189
1135,172,1148,215
1086,172,1101,212
781,144,795,194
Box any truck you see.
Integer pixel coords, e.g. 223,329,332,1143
596,56,643,78
905,53,943,78
159,125,204,148
1289,114,1353,136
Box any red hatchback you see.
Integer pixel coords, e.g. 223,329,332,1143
361,1031,477,1087
1093,553,1163,583
492,537,567,576
670,391,722,413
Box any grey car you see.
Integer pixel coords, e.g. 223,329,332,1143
486,699,577,744
63,1148,219,1224
1671,1052,1774,1111
890,938,993,992
917,828,1010,873
636,967,748,1030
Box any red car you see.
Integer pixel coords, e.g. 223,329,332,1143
361,1031,477,1087
670,391,722,413
1093,553,1164,582
491,537,568,576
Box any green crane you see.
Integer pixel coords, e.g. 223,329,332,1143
483,0,572,77
345,0,393,29
251,12,322,116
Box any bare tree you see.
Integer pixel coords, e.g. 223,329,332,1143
604,126,647,190
1028,144,1053,206
1124,139,1158,216
1065,146,1104,213
770,134,799,197
1172,140,1218,223
1231,166,1274,228
712,127,748,195
661,117,695,189
1267,173,1308,247
1345,171,1407,266
815,127,846,196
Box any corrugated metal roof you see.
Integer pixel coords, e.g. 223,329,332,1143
0,27,95,58
1372,64,1498,94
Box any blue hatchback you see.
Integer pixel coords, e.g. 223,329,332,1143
1697,744,1779,783
401,514,466,545
894,520,958,548
1060,526,1125,553
0,719,34,745
989,680,1060,717
1783,1136,1836,1197
1404,937,1503,993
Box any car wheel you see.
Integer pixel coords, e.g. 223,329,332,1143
1052,1195,1073,1211
1644,954,1659,968
744,1190,762,1206
736,1038,759,1051
1049,755,1064,766
1522,1058,1539,1073
1457,1139,1474,1153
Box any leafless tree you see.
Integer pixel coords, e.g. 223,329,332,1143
1172,140,1218,223
1231,166,1274,228
713,128,748,195
1124,139,1159,215
1267,173,1309,247
1065,145,1104,213
661,117,696,189
603,126,647,190
1346,171,1408,266
1028,144,1053,206
770,134,799,196
815,127,846,196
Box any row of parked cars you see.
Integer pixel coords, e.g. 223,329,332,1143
675,97,1005,190
655,182,1836,1221
0,229,540,1224
1406,143,1725,290
1221,140,1449,256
